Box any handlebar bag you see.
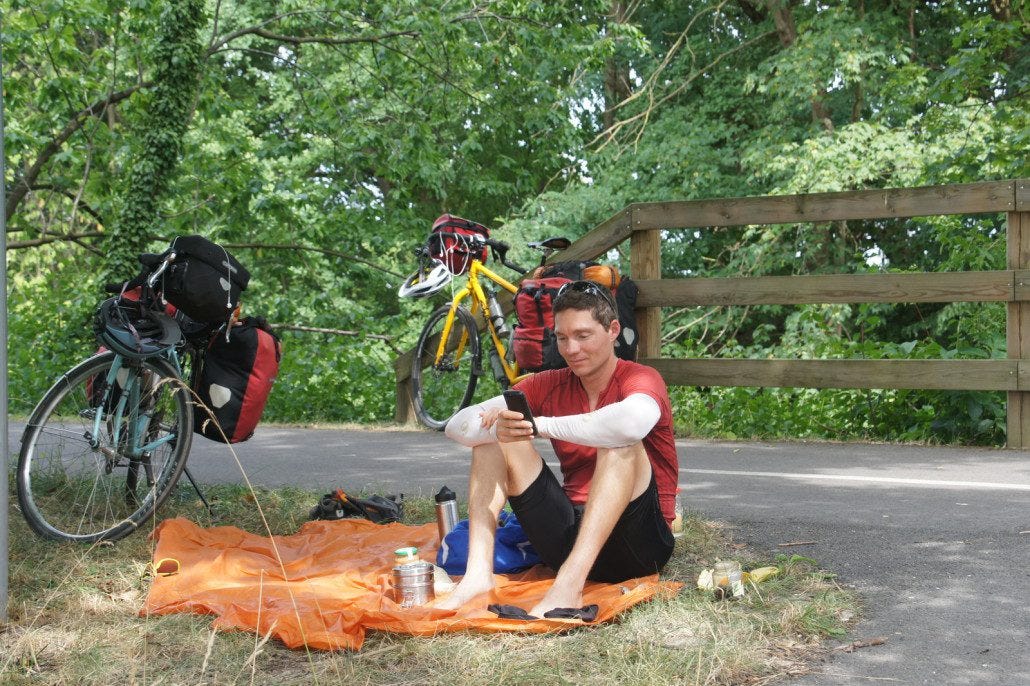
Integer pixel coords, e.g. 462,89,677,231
427,214,489,275
194,317,281,443
162,235,251,324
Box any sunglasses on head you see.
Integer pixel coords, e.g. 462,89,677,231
556,280,616,307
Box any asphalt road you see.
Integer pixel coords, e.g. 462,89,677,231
12,422,1028,684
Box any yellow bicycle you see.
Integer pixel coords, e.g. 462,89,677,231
399,229,570,430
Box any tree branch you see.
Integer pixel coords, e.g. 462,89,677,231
160,194,218,219
592,29,776,150
5,84,147,222
206,14,419,56
221,242,405,278
28,184,106,226
270,324,400,353
5,231,105,250
250,26,419,46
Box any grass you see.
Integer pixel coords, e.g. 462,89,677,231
2,482,859,686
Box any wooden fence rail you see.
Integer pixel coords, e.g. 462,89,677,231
395,179,1030,447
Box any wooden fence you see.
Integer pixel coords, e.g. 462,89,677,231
395,179,1030,447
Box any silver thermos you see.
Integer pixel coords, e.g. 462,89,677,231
435,485,458,542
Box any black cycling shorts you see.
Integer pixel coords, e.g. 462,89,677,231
508,463,675,583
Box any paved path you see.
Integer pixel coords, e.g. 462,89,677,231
15,422,1028,683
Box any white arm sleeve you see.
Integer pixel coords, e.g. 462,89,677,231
534,393,661,448
444,395,507,447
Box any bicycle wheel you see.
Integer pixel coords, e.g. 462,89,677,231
411,305,481,430
17,351,194,542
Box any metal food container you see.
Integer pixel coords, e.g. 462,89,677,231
392,560,435,608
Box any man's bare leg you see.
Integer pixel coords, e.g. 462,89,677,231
435,440,543,610
529,443,652,617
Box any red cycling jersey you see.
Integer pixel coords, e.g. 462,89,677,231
515,359,679,522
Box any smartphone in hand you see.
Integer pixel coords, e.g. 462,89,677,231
502,389,538,435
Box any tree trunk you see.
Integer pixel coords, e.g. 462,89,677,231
989,0,1015,66
765,0,832,130
602,1,632,132
102,0,207,285
989,0,1011,21
766,0,797,46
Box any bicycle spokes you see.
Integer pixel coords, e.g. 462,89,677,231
412,306,481,430
17,352,193,542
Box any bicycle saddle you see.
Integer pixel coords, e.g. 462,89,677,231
139,252,165,268
528,237,572,251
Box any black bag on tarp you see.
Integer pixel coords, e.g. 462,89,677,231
162,235,251,324
194,317,281,443
309,490,403,523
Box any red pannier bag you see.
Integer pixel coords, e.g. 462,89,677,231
194,317,282,443
427,214,489,275
512,276,571,372
512,265,640,372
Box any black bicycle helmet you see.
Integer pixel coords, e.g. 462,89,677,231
94,297,182,358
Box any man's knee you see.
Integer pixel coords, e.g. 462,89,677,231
596,442,648,465
469,440,543,496
595,442,652,496
471,442,503,462
470,440,538,465
500,440,545,496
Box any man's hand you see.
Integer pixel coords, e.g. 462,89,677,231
486,409,535,443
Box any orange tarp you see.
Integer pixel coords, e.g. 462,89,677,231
142,517,681,650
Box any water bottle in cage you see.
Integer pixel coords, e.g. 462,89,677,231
488,348,507,383
486,292,509,337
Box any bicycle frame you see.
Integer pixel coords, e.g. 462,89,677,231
432,259,527,385
91,349,185,460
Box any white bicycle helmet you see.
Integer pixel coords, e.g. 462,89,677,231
398,259,453,299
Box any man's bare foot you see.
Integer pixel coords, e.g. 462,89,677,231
433,574,495,611
529,579,583,618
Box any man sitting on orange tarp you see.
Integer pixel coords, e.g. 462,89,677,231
142,517,679,651
441,280,679,617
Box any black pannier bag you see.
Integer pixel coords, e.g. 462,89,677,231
611,277,639,361
194,317,281,443
162,235,251,324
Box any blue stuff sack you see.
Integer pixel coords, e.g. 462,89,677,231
437,510,541,575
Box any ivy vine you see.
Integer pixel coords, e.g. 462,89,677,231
104,0,206,283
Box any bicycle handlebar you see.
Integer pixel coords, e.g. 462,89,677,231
103,249,177,296
146,252,177,289
424,232,527,274
485,239,527,275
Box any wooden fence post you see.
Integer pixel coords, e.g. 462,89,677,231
1006,207,1030,448
395,376,415,425
630,208,662,359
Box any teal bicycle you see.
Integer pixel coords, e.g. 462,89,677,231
16,252,216,543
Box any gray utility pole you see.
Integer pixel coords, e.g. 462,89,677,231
1,28,10,622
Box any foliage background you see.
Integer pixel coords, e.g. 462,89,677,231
4,0,1028,443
